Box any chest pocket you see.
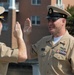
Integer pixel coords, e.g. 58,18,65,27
53,53,66,60
53,45,67,60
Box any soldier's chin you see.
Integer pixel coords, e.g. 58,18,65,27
50,31,56,35
49,29,54,33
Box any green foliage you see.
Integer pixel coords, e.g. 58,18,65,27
66,5,74,16
66,5,74,36
66,5,74,24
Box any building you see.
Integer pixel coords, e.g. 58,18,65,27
0,0,74,75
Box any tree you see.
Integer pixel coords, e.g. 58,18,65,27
66,5,74,36
66,5,74,24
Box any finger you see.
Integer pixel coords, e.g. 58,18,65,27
25,18,32,26
24,18,32,30
14,22,18,28
15,22,21,30
27,18,32,27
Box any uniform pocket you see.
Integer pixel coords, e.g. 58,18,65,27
53,53,66,60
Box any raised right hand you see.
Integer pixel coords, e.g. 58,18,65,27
23,18,32,35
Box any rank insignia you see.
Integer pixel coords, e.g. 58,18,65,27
48,8,53,15
59,50,67,55
56,49,67,55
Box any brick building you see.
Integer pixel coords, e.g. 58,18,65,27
0,0,74,75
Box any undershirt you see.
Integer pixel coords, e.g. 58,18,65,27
53,36,63,44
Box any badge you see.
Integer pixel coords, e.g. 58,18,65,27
48,8,53,15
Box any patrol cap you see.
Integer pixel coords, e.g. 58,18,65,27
0,6,5,21
46,5,71,20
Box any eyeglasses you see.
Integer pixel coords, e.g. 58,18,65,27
47,17,60,22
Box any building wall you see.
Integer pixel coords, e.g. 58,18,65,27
0,0,50,46
16,0,50,26
51,0,56,5
50,0,74,10
16,0,50,44
63,0,74,8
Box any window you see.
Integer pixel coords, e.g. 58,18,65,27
31,0,41,5
31,16,40,25
56,0,62,5
56,0,64,9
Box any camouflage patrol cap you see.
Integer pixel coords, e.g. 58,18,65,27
46,5,71,19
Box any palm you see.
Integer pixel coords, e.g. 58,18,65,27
23,18,32,35
14,22,23,39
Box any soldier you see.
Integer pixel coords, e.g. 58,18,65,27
0,6,27,75
23,5,74,75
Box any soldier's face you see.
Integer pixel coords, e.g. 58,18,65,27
0,21,3,35
47,18,65,36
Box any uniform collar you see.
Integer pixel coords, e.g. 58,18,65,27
59,30,70,45
46,30,70,46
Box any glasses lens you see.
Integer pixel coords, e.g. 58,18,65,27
48,17,59,22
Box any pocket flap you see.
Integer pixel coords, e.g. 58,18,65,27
54,53,66,60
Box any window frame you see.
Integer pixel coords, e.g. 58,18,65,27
56,0,62,5
31,0,41,5
31,16,40,26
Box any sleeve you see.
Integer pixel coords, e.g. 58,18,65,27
31,39,43,59
70,44,74,73
32,37,44,54
0,43,18,63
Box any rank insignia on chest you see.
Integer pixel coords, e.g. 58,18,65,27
60,42,65,46
59,50,67,55
56,49,67,55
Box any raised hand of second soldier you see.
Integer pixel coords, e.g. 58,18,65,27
14,22,23,39
23,18,32,35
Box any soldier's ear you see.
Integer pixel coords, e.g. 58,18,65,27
63,18,66,23
61,18,66,26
